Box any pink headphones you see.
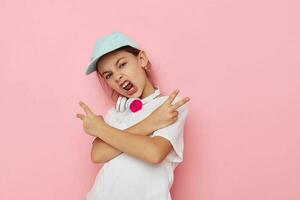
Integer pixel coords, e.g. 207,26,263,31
116,88,161,113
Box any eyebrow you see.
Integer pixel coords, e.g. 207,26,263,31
101,57,126,75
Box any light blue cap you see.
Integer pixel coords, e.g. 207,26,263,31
85,31,140,75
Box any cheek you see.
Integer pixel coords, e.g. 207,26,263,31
132,74,147,90
127,66,145,79
107,81,117,90
108,81,124,94
124,67,137,77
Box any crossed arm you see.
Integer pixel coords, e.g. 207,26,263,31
84,90,190,165
91,117,172,164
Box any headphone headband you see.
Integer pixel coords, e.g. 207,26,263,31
116,88,161,113
141,88,161,105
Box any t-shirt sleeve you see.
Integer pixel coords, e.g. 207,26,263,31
150,96,189,163
103,106,116,126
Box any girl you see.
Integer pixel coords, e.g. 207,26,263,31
76,31,190,200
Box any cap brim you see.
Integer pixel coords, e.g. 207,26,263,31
85,44,140,75
85,57,100,75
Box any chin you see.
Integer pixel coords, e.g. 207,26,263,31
136,90,143,98
116,89,139,99
130,89,143,98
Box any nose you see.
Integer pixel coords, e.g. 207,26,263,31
115,74,123,84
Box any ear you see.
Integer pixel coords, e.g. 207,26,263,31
138,50,150,68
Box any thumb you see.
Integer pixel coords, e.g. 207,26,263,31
76,113,85,120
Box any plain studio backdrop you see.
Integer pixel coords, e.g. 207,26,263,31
0,0,299,200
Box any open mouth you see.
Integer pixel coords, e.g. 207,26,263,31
123,81,133,90
120,80,137,94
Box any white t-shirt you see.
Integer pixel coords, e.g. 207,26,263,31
86,95,189,200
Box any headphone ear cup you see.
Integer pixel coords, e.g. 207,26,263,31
116,97,143,113
119,97,127,112
116,96,122,112
125,98,136,111
116,96,127,112
126,98,142,112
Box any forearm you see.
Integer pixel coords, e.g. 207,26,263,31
91,117,156,163
124,117,155,136
94,123,159,164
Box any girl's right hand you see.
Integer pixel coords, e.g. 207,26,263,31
146,89,190,131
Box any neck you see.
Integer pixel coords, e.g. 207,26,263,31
140,79,156,99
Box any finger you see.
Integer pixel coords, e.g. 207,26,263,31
164,89,180,105
76,113,85,120
172,115,178,122
92,137,101,144
79,101,94,116
172,97,190,110
172,110,178,117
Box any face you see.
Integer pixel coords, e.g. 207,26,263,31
97,50,151,98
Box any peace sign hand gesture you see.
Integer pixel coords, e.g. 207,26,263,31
76,101,106,137
146,89,190,131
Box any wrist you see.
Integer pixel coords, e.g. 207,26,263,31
94,123,108,138
143,117,157,133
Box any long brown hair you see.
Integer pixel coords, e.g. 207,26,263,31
95,45,157,102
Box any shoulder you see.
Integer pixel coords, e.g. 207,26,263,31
103,106,117,124
106,105,116,114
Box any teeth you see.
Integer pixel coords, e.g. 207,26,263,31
122,81,130,89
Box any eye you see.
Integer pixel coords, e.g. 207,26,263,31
119,62,127,68
105,73,111,79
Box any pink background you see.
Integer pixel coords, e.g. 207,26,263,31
1,0,299,199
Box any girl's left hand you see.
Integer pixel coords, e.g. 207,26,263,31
76,101,106,137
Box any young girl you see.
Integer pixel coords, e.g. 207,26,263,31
76,31,190,200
